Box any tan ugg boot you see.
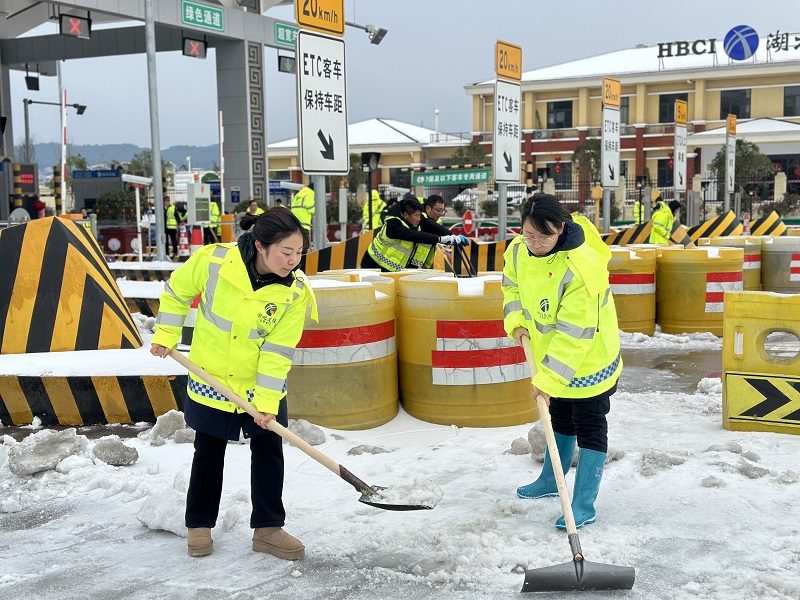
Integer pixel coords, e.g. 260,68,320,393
252,527,304,560
187,527,213,557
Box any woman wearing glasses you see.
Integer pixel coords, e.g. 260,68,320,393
502,192,621,529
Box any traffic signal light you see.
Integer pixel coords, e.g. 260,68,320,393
183,37,207,59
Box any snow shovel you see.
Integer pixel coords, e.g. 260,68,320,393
169,349,433,512
518,337,635,593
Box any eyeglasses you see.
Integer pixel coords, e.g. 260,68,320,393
432,206,446,214
520,234,556,247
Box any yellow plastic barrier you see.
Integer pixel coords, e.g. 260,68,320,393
609,247,656,335
722,291,800,435
286,278,398,429
760,236,800,294
397,273,539,427
221,213,235,243
699,236,762,291
656,247,744,336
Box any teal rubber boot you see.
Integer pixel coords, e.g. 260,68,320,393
556,448,606,529
516,433,576,499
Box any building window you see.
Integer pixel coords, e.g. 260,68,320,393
658,93,688,123
720,89,751,120
656,159,672,188
784,86,800,117
389,168,411,189
620,97,630,125
547,101,573,129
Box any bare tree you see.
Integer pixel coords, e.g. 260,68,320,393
15,134,37,164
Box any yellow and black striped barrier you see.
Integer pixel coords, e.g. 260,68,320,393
53,164,62,215
301,231,376,275
109,267,175,282
602,221,694,247
687,211,743,242
0,217,142,354
0,374,186,426
124,297,160,317
749,211,787,237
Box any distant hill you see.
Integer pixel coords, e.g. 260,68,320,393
33,142,220,170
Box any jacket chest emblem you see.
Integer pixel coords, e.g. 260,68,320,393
538,298,552,320
257,301,281,329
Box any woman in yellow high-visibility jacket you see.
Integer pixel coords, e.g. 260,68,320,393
503,193,622,530
150,208,317,561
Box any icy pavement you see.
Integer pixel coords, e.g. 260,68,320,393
1,331,799,600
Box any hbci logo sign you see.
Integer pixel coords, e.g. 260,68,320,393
658,25,762,61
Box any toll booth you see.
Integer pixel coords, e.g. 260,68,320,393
1,163,40,220
72,169,124,212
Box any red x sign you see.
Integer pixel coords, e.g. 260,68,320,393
182,37,207,59
59,14,91,39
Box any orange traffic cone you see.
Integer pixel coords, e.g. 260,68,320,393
181,295,201,346
190,225,203,255
178,223,190,262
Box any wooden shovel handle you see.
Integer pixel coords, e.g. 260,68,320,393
519,337,580,537
169,349,342,476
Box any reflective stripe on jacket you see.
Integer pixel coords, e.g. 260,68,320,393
502,216,622,399
367,216,435,271
291,187,315,231
152,243,318,415
649,201,673,245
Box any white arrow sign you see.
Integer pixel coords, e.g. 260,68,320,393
493,79,521,183
725,133,736,197
297,30,349,174
674,124,688,192
601,106,620,187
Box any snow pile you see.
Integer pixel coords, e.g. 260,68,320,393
372,479,444,508
620,329,722,350
93,436,139,466
6,429,88,476
131,312,156,334
288,418,326,445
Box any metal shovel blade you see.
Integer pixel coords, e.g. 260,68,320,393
522,558,635,593
357,486,434,512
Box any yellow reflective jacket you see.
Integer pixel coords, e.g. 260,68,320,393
152,243,318,415
502,216,622,399
649,201,673,245
367,215,435,271
362,190,386,229
633,201,644,225
291,187,315,231
166,204,177,229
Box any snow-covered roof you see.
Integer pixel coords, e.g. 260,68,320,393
269,118,438,152
470,32,800,89
687,117,800,146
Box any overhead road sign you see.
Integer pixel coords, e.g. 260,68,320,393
297,30,349,174
493,78,521,183
674,100,688,192
60,14,91,40
296,0,344,37
412,168,490,186
181,1,224,33
496,40,522,81
275,21,299,49
601,77,621,188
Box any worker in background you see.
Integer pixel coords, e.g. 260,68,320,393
164,196,178,257
79,207,93,235
362,188,386,230
633,195,645,225
360,194,467,271
291,183,315,235
648,195,676,245
379,197,398,225
246,200,265,216
423,195,446,224
204,199,221,245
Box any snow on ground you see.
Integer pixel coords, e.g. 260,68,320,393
1,332,799,600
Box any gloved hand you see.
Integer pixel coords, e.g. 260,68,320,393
439,234,459,246
457,234,469,246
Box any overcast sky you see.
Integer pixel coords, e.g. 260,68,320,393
9,1,800,151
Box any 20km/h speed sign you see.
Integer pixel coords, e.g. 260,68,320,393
601,77,621,188
296,30,349,174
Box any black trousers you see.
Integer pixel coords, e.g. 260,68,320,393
165,228,178,255
548,383,616,453
185,426,286,529
203,227,218,245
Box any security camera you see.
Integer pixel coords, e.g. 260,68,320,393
121,174,153,186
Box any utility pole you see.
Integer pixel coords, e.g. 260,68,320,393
145,0,166,262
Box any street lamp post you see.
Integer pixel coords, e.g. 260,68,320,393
22,98,87,163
